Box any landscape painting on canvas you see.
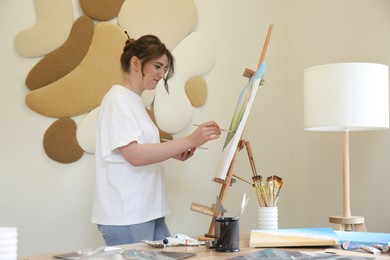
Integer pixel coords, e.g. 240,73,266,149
214,63,266,180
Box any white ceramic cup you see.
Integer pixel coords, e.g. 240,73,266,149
258,207,278,229
0,227,17,260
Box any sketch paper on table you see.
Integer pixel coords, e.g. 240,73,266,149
214,63,266,180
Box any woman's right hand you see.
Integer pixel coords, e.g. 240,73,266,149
190,121,221,147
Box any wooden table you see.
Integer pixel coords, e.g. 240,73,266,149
18,234,386,259
17,234,304,259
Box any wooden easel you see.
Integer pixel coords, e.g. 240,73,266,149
191,24,274,239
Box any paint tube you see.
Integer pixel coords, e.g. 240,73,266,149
359,245,381,254
342,241,386,254
371,243,390,253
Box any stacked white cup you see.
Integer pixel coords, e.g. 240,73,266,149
258,207,278,229
0,227,17,260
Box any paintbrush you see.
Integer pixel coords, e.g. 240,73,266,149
252,175,266,207
252,175,283,207
273,178,283,206
192,124,234,133
240,193,249,216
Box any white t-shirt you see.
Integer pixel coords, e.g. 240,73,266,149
92,85,171,225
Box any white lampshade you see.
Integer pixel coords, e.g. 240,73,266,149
304,62,389,131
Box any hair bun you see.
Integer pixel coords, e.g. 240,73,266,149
123,31,136,51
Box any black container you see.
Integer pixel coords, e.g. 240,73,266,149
214,217,240,252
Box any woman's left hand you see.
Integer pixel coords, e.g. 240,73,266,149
174,147,196,161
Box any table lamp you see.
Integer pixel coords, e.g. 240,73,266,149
303,62,389,231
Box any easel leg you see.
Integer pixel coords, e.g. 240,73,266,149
205,141,243,238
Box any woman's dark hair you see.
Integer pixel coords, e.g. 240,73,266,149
120,32,174,92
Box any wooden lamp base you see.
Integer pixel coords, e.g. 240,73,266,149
329,131,366,232
329,216,366,232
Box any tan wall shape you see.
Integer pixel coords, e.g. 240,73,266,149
25,22,127,118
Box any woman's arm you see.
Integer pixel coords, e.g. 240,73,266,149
118,121,221,166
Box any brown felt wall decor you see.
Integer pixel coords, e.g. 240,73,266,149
25,22,126,118
80,0,125,21
17,0,209,163
26,16,94,90
185,76,207,107
43,118,84,163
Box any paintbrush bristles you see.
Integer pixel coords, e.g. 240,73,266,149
252,175,283,207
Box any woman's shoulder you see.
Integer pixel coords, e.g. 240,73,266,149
102,85,142,109
105,85,136,99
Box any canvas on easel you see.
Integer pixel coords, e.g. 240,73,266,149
214,64,266,180
191,24,273,239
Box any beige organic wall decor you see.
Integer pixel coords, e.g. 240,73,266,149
14,0,74,58
15,0,215,163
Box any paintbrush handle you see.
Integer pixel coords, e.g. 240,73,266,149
192,124,233,133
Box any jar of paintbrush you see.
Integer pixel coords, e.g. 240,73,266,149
253,175,283,229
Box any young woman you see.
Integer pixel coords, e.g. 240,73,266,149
92,34,221,246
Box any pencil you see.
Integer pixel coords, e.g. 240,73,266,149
192,124,233,133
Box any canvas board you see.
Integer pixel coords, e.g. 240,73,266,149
214,63,266,180
249,228,339,248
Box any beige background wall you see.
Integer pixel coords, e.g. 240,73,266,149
0,0,389,256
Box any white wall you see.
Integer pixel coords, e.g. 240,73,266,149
0,0,389,257
285,0,390,230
